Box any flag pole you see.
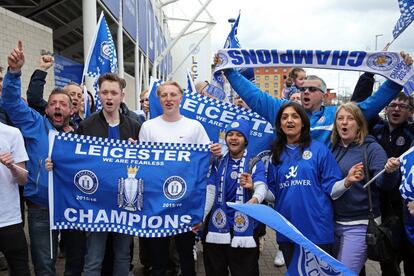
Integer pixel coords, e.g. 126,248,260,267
363,146,414,189
386,38,397,49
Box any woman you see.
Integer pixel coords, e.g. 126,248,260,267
331,102,400,274
267,102,362,267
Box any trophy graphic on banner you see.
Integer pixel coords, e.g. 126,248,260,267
118,166,144,211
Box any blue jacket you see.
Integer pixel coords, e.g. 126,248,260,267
268,140,343,244
225,70,403,148
1,71,55,207
332,135,398,221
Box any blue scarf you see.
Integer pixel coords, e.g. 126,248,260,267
206,151,256,248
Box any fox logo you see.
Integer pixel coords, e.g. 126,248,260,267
285,166,298,179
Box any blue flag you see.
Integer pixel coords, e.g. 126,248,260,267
48,132,211,237
228,203,356,276
82,12,118,115
215,13,255,88
400,146,414,201
392,0,414,39
403,75,414,95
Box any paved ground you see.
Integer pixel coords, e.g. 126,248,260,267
0,227,393,275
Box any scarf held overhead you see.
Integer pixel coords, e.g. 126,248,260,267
48,132,210,237
214,49,413,85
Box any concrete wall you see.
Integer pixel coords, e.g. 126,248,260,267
0,7,54,100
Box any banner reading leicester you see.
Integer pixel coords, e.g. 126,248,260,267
48,132,211,237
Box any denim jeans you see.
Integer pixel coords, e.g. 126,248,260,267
27,208,58,276
334,223,368,274
84,232,132,276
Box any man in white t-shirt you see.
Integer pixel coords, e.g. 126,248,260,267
139,81,220,276
0,122,29,275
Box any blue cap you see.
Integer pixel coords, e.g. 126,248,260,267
225,118,250,145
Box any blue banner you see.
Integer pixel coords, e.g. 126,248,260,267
214,49,414,86
138,0,149,54
48,132,211,237
54,54,83,88
400,146,414,201
228,203,356,276
148,80,275,160
123,0,137,40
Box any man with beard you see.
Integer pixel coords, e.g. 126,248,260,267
1,41,74,275
26,55,85,129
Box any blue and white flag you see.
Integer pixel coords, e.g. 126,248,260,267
392,0,414,40
82,12,118,114
48,132,211,237
149,80,274,160
403,75,414,95
400,146,414,201
228,203,356,276
214,12,254,90
214,49,414,86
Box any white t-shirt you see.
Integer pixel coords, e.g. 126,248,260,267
139,115,210,144
0,122,28,228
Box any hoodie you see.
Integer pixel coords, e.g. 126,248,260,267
332,135,399,222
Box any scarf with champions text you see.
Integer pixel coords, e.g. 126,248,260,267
214,49,414,86
48,132,210,237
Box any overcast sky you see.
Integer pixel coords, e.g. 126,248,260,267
166,0,414,95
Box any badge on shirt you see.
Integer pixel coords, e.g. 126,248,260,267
302,150,312,160
396,136,406,146
230,171,238,180
317,116,325,124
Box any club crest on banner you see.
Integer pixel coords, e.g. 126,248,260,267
73,170,99,194
163,176,187,200
212,208,227,229
100,41,112,60
217,53,229,67
297,246,342,276
234,212,249,233
118,166,144,212
367,53,399,71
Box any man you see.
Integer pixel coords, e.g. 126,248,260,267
0,66,11,125
375,94,414,276
26,55,85,129
221,52,412,147
1,41,74,275
139,81,220,276
77,72,141,276
354,72,414,275
0,121,30,275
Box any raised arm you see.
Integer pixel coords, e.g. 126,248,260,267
224,69,287,124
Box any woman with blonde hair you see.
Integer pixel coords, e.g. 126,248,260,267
331,102,400,274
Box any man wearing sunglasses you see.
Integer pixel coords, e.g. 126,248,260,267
219,52,412,148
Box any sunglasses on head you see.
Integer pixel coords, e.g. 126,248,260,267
299,87,323,93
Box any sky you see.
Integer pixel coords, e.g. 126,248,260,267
165,0,414,96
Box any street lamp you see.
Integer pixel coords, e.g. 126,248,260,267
375,34,383,51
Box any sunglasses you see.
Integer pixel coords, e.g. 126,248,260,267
299,86,323,93
388,103,411,110
140,98,149,104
